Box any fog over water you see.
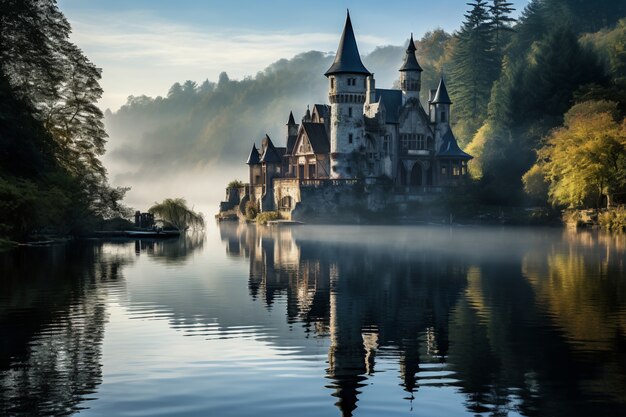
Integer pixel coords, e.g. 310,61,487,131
102,46,407,213
1,224,625,416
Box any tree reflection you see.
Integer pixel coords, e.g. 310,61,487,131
219,223,626,417
133,232,205,263
0,242,132,416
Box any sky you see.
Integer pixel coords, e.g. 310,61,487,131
58,0,529,111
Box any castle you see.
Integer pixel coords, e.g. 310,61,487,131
237,11,472,218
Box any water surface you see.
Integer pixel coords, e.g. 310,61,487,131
1,224,625,416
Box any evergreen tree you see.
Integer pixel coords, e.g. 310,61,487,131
489,0,516,56
449,0,499,142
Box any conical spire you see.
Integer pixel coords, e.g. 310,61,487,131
399,33,423,72
260,134,281,163
246,143,260,165
287,111,296,125
432,77,452,104
325,10,371,77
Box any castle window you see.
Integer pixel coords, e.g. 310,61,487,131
453,162,460,176
348,107,352,117
349,134,353,144
461,161,467,175
441,166,447,175
417,135,424,150
441,111,446,122
330,78,334,89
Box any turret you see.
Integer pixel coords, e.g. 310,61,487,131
247,143,261,186
325,10,371,179
399,34,423,102
430,77,451,129
287,111,298,137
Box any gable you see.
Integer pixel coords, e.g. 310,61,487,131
293,128,314,156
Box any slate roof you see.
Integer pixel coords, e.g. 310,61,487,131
437,130,472,159
325,11,371,77
399,34,423,72
260,135,282,163
432,77,452,104
286,134,297,155
313,104,330,120
301,122,330,153
375,89,403,124
246,143,260,165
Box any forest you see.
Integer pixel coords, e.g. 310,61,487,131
2,0,626,241
106,0,626,209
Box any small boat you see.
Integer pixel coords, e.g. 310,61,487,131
125,230,181,238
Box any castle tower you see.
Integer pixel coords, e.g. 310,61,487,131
325,11,371,179
399,34,423,103
430,77,452,136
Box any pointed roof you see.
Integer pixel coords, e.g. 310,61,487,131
375,89,402,124
432,77,452,104
302,105,312,122
325,11,371,77
287,111,296,125
246,143,260,165
301,122,330,153
259,135,282,163
437,130,472,159
399,34,423,72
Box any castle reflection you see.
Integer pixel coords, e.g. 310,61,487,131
219,223,626,417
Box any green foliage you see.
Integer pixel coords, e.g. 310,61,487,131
149,198,205,230
414,29,454,94
490,0,517,56
0,0,129,239
228,180,244,189
447,2,516,148
256,211,281,225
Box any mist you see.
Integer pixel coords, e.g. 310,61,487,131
103,46,407,215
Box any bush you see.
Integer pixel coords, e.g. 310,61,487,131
228,179,244,189
599,206,626,232
256,211,281,225
245,201,258,220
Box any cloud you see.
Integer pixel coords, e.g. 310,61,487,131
68,11,390,110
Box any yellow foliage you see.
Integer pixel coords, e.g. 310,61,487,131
533,101,626,208
465,122,495,179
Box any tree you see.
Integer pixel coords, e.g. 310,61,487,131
489,0,516,56
0,0,128,238
149,198,205,231
449,0,499,142
527,101,626,208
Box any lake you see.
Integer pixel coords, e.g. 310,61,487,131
1,223,625,416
